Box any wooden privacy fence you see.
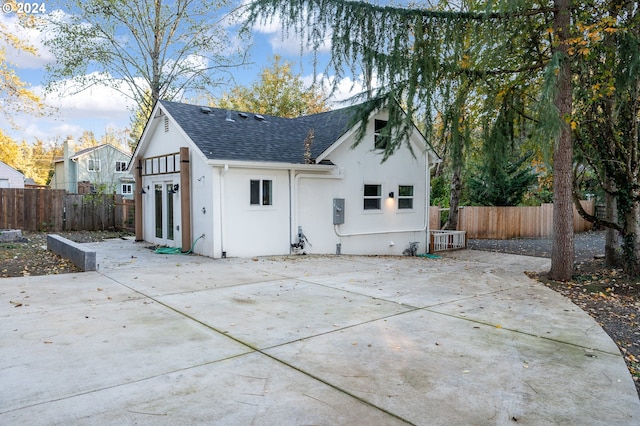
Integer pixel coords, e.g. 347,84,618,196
0,188,135,232
444,200,594,239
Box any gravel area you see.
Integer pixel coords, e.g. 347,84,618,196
467,230,607,262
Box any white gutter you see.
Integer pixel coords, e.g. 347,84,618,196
208,159,335,171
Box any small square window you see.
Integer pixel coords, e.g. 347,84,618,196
88,159,101,172
398,185,414,209
121,184,133,195
115,161,127,172
250,179,273,206
364,184,381,210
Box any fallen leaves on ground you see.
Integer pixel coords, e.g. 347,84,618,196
0,231,129,278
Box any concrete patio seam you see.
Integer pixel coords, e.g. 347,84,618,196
421,307,623,357
0,352,252,416
99,271,418,425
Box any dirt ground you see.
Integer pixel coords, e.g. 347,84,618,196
1,229,638,396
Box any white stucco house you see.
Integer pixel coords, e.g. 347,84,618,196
131,100,440,258
50,139,134,197
0,161,25,188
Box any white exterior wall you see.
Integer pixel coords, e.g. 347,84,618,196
0,162,24,188
137,107,434,258
218,167,291,257
295,114,430,255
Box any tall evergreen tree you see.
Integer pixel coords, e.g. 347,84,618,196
245,0,574,279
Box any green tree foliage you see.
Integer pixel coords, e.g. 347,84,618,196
245,0,576,279
212,55,329,117
42,0,246,115
468,92,538,206
468,153,537,206
571,1,640,273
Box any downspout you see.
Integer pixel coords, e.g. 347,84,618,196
288,169,293,254
219,164,229,258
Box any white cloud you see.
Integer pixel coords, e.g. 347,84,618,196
5,72,138,143
302,72,380,108
239,0,331,55
43,72,140,115
0,13,55,68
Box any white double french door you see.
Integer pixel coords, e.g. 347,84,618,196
153,182,176,245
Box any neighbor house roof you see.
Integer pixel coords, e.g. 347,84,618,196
54,144,132,163
160,100,362,164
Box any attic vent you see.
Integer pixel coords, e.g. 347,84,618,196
254,114,265,121
164,116,169,132
238,112,248,119
225,110,235,123
200,106,212,114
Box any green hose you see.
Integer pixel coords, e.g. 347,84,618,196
154,234,204,255
417,253,441,259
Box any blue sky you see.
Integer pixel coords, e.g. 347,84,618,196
1,1,369,148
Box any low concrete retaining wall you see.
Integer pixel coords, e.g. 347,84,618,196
47,234,96,272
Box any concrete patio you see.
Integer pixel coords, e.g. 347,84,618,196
1,238,638,425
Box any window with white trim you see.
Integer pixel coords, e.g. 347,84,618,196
121,183,133,195
250,179,273,206
88,159,100,172
363,184,381,210
398,185,414,209
115,161,127,172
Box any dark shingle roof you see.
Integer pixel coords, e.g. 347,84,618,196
160,100,361,164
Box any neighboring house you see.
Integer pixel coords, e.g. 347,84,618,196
0,161,25,188
131,100,440,258
50,138,134,198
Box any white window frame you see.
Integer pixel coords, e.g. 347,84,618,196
115,161,128,173
397,185,414,210
363,183,382,210
121,183,133,195
250,179,273,206
88,159,101,172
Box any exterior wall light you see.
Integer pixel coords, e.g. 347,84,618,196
388,192,394,198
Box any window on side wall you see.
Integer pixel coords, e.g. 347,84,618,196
398,185,414,209
363,184,381,210
115,161,127,172
374,119,389,151
121,184,133,195
250,179,273,206
88,159,100,172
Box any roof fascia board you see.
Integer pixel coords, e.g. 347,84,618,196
130,102,210,172
130,102,164,164
315,103,440,164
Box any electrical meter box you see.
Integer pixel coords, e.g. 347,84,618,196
333,198,345,225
